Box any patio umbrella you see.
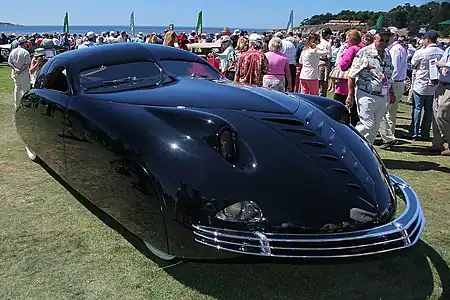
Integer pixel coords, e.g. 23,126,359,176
438,20,450,25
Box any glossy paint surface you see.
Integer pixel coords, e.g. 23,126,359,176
15,44,399,259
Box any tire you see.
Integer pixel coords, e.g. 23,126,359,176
143,239,177,262
25,146,40,163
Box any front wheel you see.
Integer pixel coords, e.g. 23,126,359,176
25,146,40,163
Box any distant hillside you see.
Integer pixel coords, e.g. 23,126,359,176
300,1,450,36
0,22,23,27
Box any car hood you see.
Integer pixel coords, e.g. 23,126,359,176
124,100,396,234
84,79,300,114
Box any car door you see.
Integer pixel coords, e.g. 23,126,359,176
33,59,72,177
15,59,54,154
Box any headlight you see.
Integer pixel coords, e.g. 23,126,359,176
215,201,263,223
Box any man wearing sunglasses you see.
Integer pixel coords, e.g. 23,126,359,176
346,28,395,145
410,30,444,141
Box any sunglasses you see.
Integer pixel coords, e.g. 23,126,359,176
380,37,390,43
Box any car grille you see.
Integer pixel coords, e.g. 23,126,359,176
192,174,424,258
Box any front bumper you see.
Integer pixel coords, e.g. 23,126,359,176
192,174,425,258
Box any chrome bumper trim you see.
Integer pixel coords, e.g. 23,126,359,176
192,174,425,258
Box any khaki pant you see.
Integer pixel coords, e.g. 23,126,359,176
432,83,450,149
12,71,31,108
355,89,389,144
379,81,405,142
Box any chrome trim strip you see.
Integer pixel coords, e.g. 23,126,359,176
194,238,417,259
193,231,261,248
192,174,425,258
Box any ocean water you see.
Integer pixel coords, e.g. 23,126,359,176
0,25,268,35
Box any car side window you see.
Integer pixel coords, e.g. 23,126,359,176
45,66,69,93
159,59,222,80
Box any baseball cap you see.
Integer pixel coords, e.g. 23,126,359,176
18,36,28,44
249,33,262,43
275,31,284,38
221,35,231,43
376,27,392,36
424,30,438,41
322,28,332,35
388,26,398,35
86,31,95,39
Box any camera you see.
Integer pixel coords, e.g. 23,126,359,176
38,56,48,65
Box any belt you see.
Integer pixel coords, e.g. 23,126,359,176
394,79,406,82
439,81,450,86
358,88,383,97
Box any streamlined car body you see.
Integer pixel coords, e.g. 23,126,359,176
15,43,424,261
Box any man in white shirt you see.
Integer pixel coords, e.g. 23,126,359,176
317,28,332,97
379,34,408,149
410,30,444,140
116,31,128,43
431,45,450,156
78,32,97,49
275,32,296,92
107,31,117,44
8,37,31,108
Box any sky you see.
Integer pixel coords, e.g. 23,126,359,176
0,0,432,29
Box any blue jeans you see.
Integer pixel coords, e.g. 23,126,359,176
411,91,434,139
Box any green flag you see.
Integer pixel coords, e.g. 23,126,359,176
196,11,202,35
375,15,384,30
63,12,69,33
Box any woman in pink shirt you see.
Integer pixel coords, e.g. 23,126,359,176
333,30,362,126
263,37,291,92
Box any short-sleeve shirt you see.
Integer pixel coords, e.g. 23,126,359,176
348,43,394,95
219,45,235,72
264,51,288,80
281,39,296,65
8,47,31,77
235,49,269,87
299,48,321,80
411,44,444,95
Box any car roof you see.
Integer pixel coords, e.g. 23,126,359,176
55,43,208,74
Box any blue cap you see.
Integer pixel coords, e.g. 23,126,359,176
424,30,438,41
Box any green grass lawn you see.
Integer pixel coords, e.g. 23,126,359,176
0,65,448,300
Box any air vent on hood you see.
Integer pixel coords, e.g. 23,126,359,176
261,117,304,127
346,183,363,190
282,128,316,136
301,141,328,148
318,154,339,161
332,168,351,176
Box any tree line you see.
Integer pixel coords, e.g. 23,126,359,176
300,1,450,36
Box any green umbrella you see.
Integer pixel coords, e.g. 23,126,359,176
438,20,450,25
375,15,384,30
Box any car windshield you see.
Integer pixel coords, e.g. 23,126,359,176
159,60,222,81
79,61,163,92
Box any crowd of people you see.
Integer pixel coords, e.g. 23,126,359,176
4,25,450,156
